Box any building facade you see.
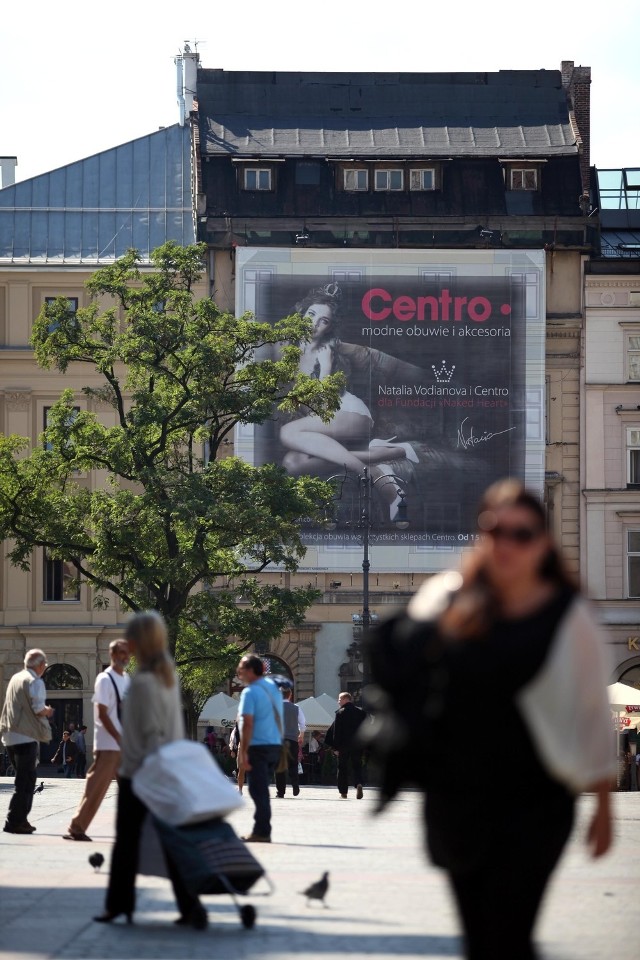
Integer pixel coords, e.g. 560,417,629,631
583,168,640,699
3,55,634,717
0,122,196,754
194,60,597,696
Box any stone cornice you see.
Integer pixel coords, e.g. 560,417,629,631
585,279,640,289
582,489,640,504
547,329,581,339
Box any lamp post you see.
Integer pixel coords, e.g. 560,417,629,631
325,466,410,695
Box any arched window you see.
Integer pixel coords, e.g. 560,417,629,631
261,655,293,681
619,665,640,690
43,663,83,690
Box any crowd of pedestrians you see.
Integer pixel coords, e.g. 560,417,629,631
0,481,622,958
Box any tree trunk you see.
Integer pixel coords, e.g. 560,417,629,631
182,687,200,740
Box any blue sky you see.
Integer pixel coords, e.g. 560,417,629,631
2,0,639,183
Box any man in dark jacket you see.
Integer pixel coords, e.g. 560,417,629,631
51,730,78,778
324,692,366,799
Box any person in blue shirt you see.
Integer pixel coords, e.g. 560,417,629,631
237,656,283,843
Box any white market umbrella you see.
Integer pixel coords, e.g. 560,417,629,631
199,692,238,728
316,693,339,715
608,682,640,709
608,682,640,734
295,697,334,729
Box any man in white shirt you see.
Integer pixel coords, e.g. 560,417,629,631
0,648,54,834
63,639,130,842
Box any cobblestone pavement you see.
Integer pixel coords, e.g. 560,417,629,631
0,777,638,960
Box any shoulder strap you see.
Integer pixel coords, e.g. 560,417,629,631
106,671,122,721
258,681,283,736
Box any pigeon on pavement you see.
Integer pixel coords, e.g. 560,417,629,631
89,853,105,872
300,871,329,907
33,781,45,795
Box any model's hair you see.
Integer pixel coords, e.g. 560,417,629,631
438,479,577,641
24,648,47,670
295,284,342,344
242,655,265,676
125,611,175,688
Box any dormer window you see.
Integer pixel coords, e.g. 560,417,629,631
410,168,436,191
375,169,404,191
510,168,538,190
243,168,272,191
344,169,368,192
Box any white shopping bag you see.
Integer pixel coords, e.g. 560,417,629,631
132,740,244,826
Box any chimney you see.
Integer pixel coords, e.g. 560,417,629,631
0,157,17,188
175,42,200,126
561,60,591,205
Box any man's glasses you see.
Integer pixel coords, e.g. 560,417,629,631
486,524,544,546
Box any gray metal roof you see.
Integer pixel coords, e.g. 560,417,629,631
0,125,194,264
600,230,640,258
198,70,577,158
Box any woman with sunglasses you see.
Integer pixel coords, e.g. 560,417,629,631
368,479,615,960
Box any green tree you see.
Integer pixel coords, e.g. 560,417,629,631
0,243,343,733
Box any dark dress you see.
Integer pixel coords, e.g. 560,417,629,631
423,588,576,960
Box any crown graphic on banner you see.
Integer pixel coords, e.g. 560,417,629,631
431,361,456,383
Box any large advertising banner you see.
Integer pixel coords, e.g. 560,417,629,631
235,249,545,573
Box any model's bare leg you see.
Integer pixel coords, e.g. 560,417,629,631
282,451,333,476
280,412,372,473
283,443,410,474
370,463,407,521
349,444,412,464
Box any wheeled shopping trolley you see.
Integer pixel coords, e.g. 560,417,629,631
140,815,268,928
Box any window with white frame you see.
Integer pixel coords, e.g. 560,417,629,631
44,551,80,602
628,532,640,598
332,269,363,282
626,333,640,381
510,169,538,191
627,429,640,487
511,272,540,320
242,168,272,191
409,168,435,191
343,169,368,192
375,169,403,191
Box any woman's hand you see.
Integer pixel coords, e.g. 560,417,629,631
586,781,613,858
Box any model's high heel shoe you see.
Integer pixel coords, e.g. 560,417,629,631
389,493,403,523
93,911,133,924
369,438,419,463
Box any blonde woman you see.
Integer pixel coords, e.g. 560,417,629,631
94,611,207,930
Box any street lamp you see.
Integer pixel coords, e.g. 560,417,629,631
324,466,410,695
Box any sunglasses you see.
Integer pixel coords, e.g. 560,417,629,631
486,524,544,545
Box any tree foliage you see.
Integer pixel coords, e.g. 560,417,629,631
0,243,342,725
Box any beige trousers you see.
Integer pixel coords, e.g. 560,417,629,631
68,749,121,835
